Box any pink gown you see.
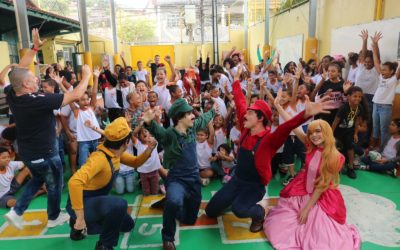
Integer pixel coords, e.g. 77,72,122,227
264,148,361,250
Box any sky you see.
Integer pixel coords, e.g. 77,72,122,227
115,0,150,9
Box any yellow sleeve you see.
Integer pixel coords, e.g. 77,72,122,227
68,152,108,210
120,150,151,168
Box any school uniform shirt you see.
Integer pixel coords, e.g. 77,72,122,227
217,74,232,94
336,103,363,129
346,66,358,83
104,87,122,109
152,83,171,110
312,74,323,87
119,140,135,173
381,136,400,160
266,79,283,94
372,75,398,105
6,90,64,160
0,161,24,198
279,105,297,136
196,141,213,169
121,83,136,109
221,153,235,169
251,72,263,80
68,144,151,210
296,99,312,127
229,126,241,154
213,128,226,153
213,97,227,118
134,140,162,174
136,70,148,82
317,80,345,109
355,63,379,95
76,108,101,142
60,105,78,134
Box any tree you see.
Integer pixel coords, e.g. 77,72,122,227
33,0,71,17
118,17,155,43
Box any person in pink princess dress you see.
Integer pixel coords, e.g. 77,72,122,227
264,118,361,250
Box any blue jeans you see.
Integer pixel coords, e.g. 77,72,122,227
14,153,63,220
114,170,136,194
372,103,392,147
57,135,66,167
361,156,397,171
78,140,98,167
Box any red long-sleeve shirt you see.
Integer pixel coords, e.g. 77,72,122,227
232,80,309,185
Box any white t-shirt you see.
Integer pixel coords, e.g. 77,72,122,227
266,79,282,94
229,126,241,153
196,141,213,169
60,104,78,134
347,66,358,83
136,70,148,82
121,83,136,109
119,140,135,173
312,74,323,87
152,83,171,110
0,161,24,198
251,72,263,80
355,63,379,95
372,75,398,105
213,97,227,118
104,87,122,109
134,140,162,173
213,128,226,153
382,136,400,160
76,108,101,142
217,74,232,94
279,105,296,135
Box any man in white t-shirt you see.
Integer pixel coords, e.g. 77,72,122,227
136,61,149,84
118,73,136,109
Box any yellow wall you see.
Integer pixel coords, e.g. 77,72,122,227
383,0,400,19
248,22,266,68
0,42,10,83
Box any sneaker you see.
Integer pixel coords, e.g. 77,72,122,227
95,241,114,250
201,178,210,186
4,208,23,230
353,156,361,167
357,163,369,170
282,176,294,186
386,168,398,177
347,168,357,179
47,212,70,228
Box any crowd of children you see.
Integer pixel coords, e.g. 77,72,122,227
0,27,399,250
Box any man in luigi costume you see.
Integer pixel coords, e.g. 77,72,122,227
142,98,216,250
67,117,157,250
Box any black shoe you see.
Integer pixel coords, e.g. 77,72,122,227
249,218,264,233
151,197,166,209
95,241,113,250
347,168,357,179
163,241,176,250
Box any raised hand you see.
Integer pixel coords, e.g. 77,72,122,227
142,106,157,124
164,55,171,63
32,28,46,49
304,95,334,118
294,66,303,80
50,73,64,85
234,64,243,80
359,29,368,41
81,65,92,79
120,51,125,58
93,66,101,78
343,80,353,93
370,31,383,45
147,136,158,150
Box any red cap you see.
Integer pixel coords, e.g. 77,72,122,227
248,100,272,121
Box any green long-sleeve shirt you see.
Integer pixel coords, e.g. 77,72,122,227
145,109,216,169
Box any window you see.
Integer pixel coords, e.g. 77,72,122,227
8,42,19,64
166,13,180,28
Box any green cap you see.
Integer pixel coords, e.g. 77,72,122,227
168,98,193,119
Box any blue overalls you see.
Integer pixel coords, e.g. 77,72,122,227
206,132,266,221
162,133,202,242
66,151,134,248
